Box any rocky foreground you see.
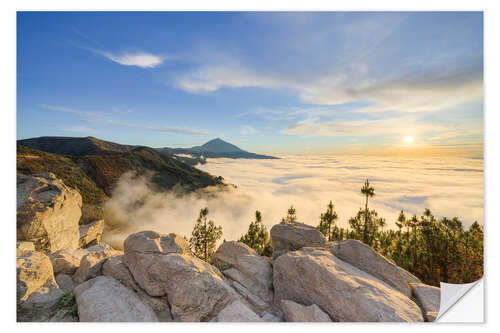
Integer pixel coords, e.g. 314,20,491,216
17,173,441,322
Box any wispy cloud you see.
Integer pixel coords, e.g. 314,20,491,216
61,125,101,134
43,104,208,136
92,49,165,68
240,125,257,135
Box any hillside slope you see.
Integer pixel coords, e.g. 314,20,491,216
17,137,227,222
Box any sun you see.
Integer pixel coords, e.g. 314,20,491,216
404,136,414,143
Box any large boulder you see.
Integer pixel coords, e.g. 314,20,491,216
214,241,273,304
73,250,122,284
17,173,82,253
273,247,423,322
17,250,64,321
214,300,263,322
410,283,440,322
270,221,326,254
74,276,158,322
79,219,105,247
327,239,420,297
103,255,172,321
281,300,331,322
124,231,237,321
49,249,88,275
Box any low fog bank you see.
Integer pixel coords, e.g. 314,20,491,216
102,155,483,249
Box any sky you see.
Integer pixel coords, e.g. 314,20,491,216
17,12,483,155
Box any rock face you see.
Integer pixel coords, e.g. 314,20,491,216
49,249,86,275
327,239,420,297
17,241,35,256
79,219,104,247
103,255,173,321
73,250,123,284
215,300,263,322
410,283,440,321
124,231,237,321
17,173,82,253
214,241,273,304
16,250,64,321
270,221,326,254
55,274,75,292
281,300,331,322
74,276,158,322
273,247,424,322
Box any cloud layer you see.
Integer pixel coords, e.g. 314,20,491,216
102,155,483,249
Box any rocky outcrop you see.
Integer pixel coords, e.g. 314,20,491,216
327,239,420,297
102,255,173,321
281,300,331,322
55,274,75,292
79,219,104,247
270,221,326,255
124,231,237,321
214,300,263,322
214,241,273,304
17,173,82,253
273,247,424,322
49,249,88,275
73,250,123,284
74,276,158,322
16,250,64,321
17,241,35,256
410,283,440,322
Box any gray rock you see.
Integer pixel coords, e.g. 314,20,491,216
410,282,440,321
281,300,331,322
74,276,158,322
102,255,172,321
273,247,424,322
79,219,105,247
124,231,237,322
327,239,420,297
215,300,263,322
270,221,326,253
55,274,75,292
214,241,273,304
72,250,122,284
17,173,81,253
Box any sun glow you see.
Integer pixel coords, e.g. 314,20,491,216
404,136,414,143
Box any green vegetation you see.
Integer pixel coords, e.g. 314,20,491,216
281,205,297,223
315,180,484,286
55,291,78,317
189,207,223,263
239,210,273,257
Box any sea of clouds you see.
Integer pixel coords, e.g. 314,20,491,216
102,155,483,249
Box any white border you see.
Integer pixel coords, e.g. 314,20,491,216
3,1,498,332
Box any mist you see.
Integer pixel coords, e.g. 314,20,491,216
102,155,483,249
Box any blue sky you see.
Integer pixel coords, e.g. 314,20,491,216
17,12,483,155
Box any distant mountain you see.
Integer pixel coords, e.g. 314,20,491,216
158,138,279,159
17,136,227,222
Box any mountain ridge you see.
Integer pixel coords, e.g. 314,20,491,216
157,137,279,159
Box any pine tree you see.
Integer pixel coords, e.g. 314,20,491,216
360,179,375,244
317,200,338,241
283,205,297,223
189,207,223,263
240,211,273,257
